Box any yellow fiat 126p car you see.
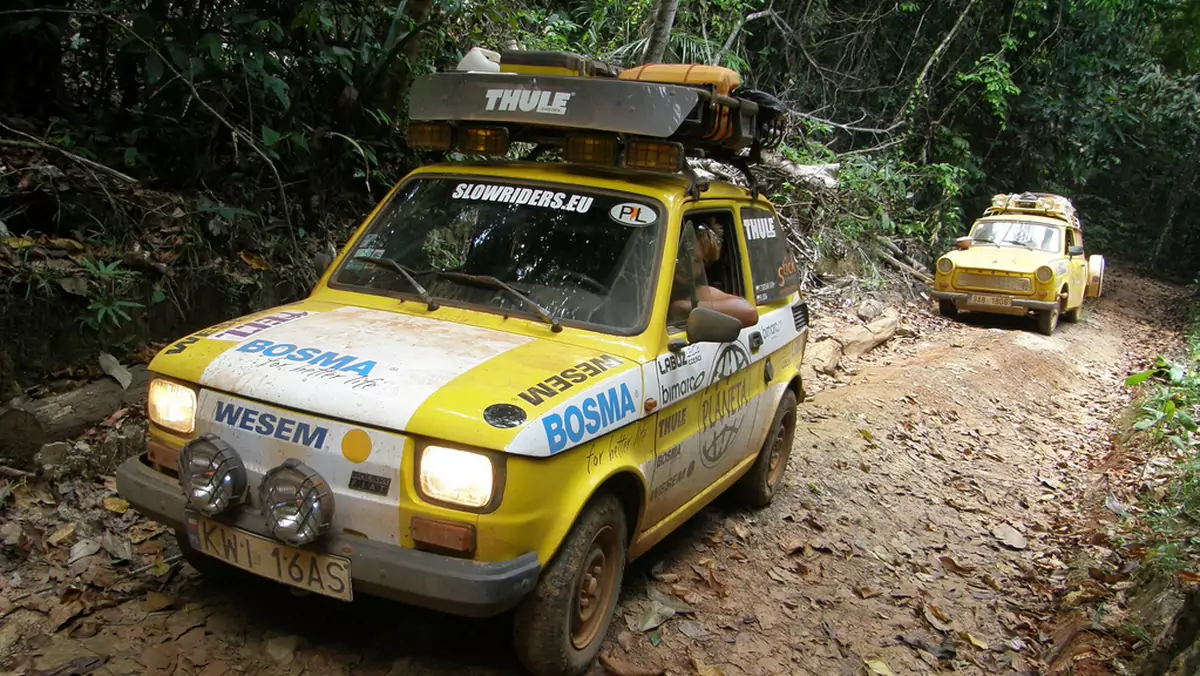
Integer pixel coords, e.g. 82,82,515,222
116,51,808,676
931,192,1105,336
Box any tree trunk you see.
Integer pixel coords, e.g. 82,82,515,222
643,0,680,64
1152,132,1200,265
0,366,151,469
385,0,435,126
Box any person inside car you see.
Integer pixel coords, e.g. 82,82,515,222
669,216,759,328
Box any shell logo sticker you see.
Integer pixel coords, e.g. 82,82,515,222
609,202,657,227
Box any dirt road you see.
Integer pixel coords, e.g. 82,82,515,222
0,269,1183,676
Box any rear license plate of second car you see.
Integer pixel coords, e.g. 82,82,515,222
969,294,1012,307
184,511,352,601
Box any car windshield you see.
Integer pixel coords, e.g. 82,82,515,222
331,177,662,333
970,219,1062,253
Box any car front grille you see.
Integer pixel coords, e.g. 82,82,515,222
954,271,1032,293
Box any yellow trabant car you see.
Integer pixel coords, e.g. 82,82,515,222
116,55,808,676
931,192,1105,336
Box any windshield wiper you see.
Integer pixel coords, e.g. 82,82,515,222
439,271,563,333
352,255,440,311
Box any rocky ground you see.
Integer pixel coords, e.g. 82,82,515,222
0,267,1186,676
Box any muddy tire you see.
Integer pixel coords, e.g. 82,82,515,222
1036,302,1060,336
513,493,627,676
938,300,959,319
1062,302,1082,323
733,389,798,508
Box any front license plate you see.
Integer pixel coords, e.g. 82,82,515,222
969,294,1012,307
185,511,352,601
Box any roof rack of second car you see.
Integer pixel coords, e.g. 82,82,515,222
983,192,1081,229
404,47,790,198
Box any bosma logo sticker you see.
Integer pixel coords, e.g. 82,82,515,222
609,202,657,227
484,89,574,115
235,340,377,377
543,383,637,454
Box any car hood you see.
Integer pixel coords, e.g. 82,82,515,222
944,245,1057,273
149,301,644,457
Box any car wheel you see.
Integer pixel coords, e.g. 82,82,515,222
733,389,798,508
513,493,627,676
938,300,959,319
1062,302,1082,323
1036,302,1060,336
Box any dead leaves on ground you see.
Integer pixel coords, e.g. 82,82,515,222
599,655,664,676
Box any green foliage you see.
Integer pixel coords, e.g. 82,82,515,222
834,152,968,243
2,0,1200,280
1128,304,1200,574
75,259,143,332
956,53,1021,124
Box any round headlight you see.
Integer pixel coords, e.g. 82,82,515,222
259,459,334,546
1036,266,1054,283
177,436,247,515
936,257,954,274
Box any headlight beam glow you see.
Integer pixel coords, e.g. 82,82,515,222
419,446,495,509
148,379,197,434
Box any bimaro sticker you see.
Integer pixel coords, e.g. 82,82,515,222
451,183,594,213
609,202,657,226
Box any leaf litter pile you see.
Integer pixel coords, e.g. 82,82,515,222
0,269,1188,676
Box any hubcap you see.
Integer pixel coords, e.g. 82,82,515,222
766,410,795,488
571,525,618,649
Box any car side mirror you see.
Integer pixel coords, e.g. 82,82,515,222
686,307,743,344
955,236,973,250
1068,245,1084,257
314,252,334,276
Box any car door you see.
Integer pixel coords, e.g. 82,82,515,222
642,205,761,527
738,203,807,452
1066,227,1087,308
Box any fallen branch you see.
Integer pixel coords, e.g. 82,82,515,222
711,8,775,66
876,236,929,272
891,0,981,129
0,464,33,478
880,250,933,284
0,133,138,185
0,366,151,469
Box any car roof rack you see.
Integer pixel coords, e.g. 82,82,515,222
406,51,787,196
983,192,1080,228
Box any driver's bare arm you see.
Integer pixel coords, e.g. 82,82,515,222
671,286,759,328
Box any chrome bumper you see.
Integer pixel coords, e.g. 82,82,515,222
930,290,1058,312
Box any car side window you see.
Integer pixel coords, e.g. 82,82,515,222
690,209,744,297
666,209,747,331
740,206,800,305
667,223,709,331
1065,228,1080,252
